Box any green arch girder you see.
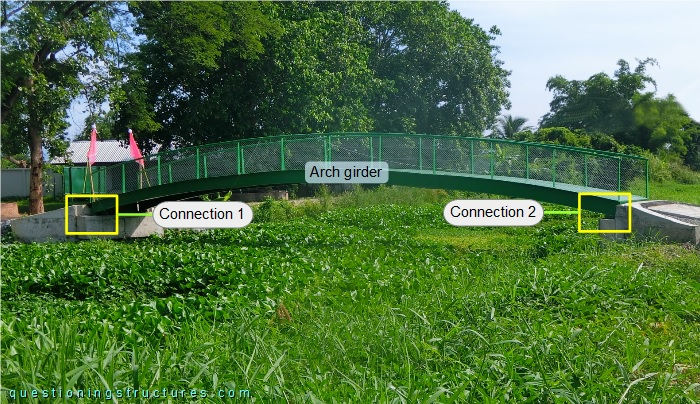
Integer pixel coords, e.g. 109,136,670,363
85,133,649,217
89,169,641,217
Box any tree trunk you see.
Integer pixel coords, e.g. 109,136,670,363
28,82,44,215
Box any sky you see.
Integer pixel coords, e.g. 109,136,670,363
452,0,700,128
67,1,700,139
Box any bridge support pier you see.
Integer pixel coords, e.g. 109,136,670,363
10,205,162,243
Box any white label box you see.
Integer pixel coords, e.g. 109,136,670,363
305,161,389,184
153,201,253,228
444,199,543,226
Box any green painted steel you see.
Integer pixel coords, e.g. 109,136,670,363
525,145,529,180
645,159,649,198
87,132,649,216
157,156,162,186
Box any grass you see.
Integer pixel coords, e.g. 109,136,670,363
2,186,699,402
650,181,700,205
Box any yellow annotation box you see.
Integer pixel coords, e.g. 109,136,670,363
65,194,119,236
577,191,631,234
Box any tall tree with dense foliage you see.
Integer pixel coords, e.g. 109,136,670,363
360,1,510,134
492,115,530,138
115,2,510,149
632,94,693,154
1,1,118,213
541,58,697,157
541,59,657,136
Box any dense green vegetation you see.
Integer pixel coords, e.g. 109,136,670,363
2,188,698,402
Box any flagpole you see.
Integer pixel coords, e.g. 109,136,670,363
89,164,95,195
85,123,98,197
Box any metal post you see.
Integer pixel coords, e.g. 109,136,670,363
490,141,494,179
204,155,208,178
157,156,162,185
369,136,373,162
237,142,241,175
327,135,332,161
378,136,382,160
323,137,328,161
432,138,437,174
168,164,173,183
121,164,126,193
645,159,649,198
617,157,621,192
68,167,73,194
584,154,588,187
525,145,529,180
196,147,201,179
280,138,285,171
418,138,423,170
552,149,556,187
470,139,474,175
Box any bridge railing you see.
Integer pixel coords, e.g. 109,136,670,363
89,133,649,198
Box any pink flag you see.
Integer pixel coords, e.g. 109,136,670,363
86,124,98,166
128,129,144,167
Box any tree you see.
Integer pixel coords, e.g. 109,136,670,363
541,59,697,158
632,94,693,154
116,2,510,148
111,2,282,150
360,1,510,134
683,120,700,170
1,1,118,213
492,115,530,138
541,59,657,138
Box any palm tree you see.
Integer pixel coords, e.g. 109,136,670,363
493,115,531,138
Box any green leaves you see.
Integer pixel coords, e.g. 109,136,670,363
541,58,697,158
116,2,510,148
2,200,700,401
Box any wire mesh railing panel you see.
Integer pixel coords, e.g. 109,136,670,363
242,141,281,173
141,159,160,187
554,149,585,187
380,136,420,169
331,136,372,161
102,165,121,193
285,137,325,169
434,137,470,173
472,139,493,176
168,155,199,184
122,162,145,192
586,155,619,191
527,145,554,183
202,148,238,178
494,142,527,179
620,158,648,197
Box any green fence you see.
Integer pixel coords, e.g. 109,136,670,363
91,133,649,198
63,166,107,195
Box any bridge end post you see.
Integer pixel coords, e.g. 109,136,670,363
645,159,649,198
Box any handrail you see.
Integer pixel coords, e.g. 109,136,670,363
90,132,649,199
122,132,647,163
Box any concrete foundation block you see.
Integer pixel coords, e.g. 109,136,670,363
600,201,700,246
10,205,162,243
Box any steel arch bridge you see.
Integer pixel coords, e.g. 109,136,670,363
83,133,649,217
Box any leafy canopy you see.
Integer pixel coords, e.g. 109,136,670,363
114,2,510,149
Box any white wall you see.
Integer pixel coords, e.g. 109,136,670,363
1,169,63,198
